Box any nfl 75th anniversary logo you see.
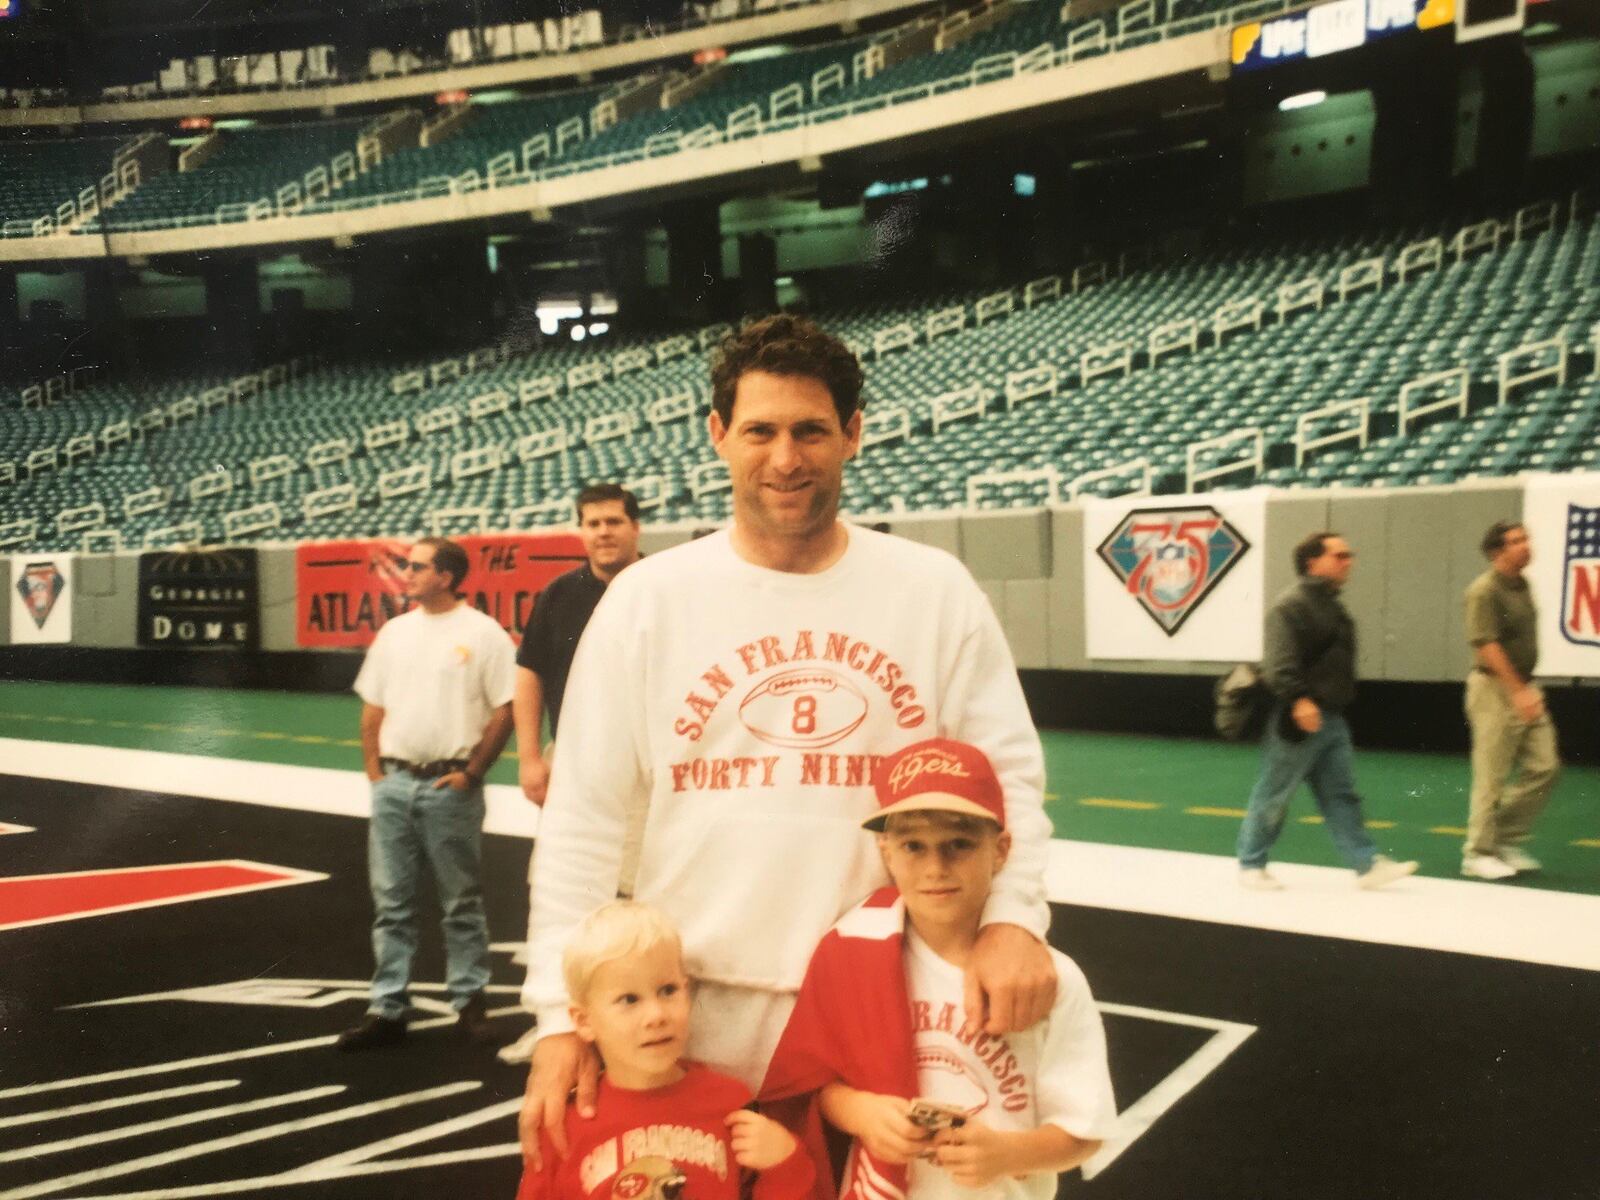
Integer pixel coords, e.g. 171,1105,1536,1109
1096,505,1251,635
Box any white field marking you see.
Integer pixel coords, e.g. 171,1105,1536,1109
69,977,524,1010
0,1082,480,1200
0,1013,462,1102
1081,1002,1258,1180
0,860,328,933
7,737,1598,969
0,1084,346,1164
0,822,35,835
0,737,538,838
286,1096,523,1174
1045,839,1600,973
80,1145,523,1200
0,1080,240,1130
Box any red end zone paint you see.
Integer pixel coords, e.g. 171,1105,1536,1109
0,860,327,932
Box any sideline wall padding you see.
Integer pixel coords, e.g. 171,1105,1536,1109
891,513,962,558
259,547,299,653
0,554,9,645
1002,579,1049,670
959,510,1051,581
72,554,139,649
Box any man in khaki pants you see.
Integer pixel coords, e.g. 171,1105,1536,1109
1462,521,1559,881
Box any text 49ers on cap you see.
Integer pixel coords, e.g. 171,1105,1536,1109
863,737,1006,832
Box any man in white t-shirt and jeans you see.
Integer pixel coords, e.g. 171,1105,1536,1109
519,315,1059,1163
339,536,516,1051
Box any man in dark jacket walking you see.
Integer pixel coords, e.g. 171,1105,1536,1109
1236,531,1419,891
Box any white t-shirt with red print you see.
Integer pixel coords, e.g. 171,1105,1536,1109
905,929,1118,1200
521,525,1051,1083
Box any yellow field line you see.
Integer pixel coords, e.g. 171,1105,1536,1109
1571,838,1600,849
1186,806,1248,818
1429,825,1469,836
1079,797,1161,811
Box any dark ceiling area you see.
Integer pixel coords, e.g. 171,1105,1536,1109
0,0,699,91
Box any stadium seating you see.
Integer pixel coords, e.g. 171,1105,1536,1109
0,135,126,232
4,195,1596,553
99,119,365,230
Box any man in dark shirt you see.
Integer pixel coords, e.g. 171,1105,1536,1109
513,483,642,805
1461,520,1558,880
1236,531,1418,892
502,483,642,1064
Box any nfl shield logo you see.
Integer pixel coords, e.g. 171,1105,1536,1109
16,561,65,630
1097,505,1250,635
1560,504,1600,648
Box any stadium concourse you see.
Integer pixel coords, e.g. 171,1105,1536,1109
0,681,1596,1200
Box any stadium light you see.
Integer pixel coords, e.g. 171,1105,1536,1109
1278,91,1327,112
570,325,587,342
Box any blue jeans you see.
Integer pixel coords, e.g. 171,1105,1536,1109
367,769,491,1020
1237,709,1378,873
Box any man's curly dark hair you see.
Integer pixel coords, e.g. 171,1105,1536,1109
709,313,865,427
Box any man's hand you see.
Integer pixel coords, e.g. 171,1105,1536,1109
963,923,1056,1035
1291,696,1322,734
1513,685,1545,725
819,1085,929,1165
725,1110,798,1170
520,756,551,806
519,1033,600,1167
932,1119,1018,1189
432,771,473,792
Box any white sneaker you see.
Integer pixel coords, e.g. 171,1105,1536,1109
1499,847,1542,873
1357,855,1419,890
1239,867,1284,891
496,1025,539,1065
1461,853,1517,881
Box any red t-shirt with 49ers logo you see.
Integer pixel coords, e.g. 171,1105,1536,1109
515,1062,813,1200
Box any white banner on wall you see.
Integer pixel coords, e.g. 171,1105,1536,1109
1084,491,1267,662
10,554,73,645
1521,472,1600,678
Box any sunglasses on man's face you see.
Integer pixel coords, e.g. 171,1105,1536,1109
403,561,434,573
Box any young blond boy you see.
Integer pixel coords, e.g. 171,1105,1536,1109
516,902,813,1200
765,738,1116,1200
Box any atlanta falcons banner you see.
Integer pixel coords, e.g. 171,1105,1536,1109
1520,472,1600,678
1083,491,1267,662
10,553,72,645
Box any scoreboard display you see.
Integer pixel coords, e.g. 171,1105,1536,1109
1231,0,1455,72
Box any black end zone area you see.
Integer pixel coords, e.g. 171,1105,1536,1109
1,775,1595,1199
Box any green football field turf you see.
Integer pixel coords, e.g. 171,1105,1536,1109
2,680,1595,895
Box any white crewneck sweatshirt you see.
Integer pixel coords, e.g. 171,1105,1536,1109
522,525,1050,1045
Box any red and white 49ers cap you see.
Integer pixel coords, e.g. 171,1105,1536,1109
863,737,1005,832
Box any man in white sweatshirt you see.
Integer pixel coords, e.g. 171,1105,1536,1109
519,314,1056,1164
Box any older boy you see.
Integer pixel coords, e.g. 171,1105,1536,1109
516,901,813,1200
763,738,1116,1200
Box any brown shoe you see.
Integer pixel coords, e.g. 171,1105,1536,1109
336,1013,407,1052
456,992,502,1045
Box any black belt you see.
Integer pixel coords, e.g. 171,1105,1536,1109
382,757,470,780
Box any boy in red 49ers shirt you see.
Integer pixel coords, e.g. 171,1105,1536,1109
516,902,813,1200
762,738,1117,1200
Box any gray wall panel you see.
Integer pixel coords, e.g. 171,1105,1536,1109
1047,507,1086,669
888,514,962,558
1003,580,1049,670
1328,491,1389,680
0,554,9,645
259,547,299,652
639,527,699,556
1262,494,1330,602
1381,491,1461,680
960,510,1051,581
76,554,117,597
977,580,1006,628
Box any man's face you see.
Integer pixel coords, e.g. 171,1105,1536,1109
877,814,1010,938
578,499,640,576
708,370,861,546
1497,526,1532,572
570,940,691,1090
1307,536,1355,588
403,545,454,602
